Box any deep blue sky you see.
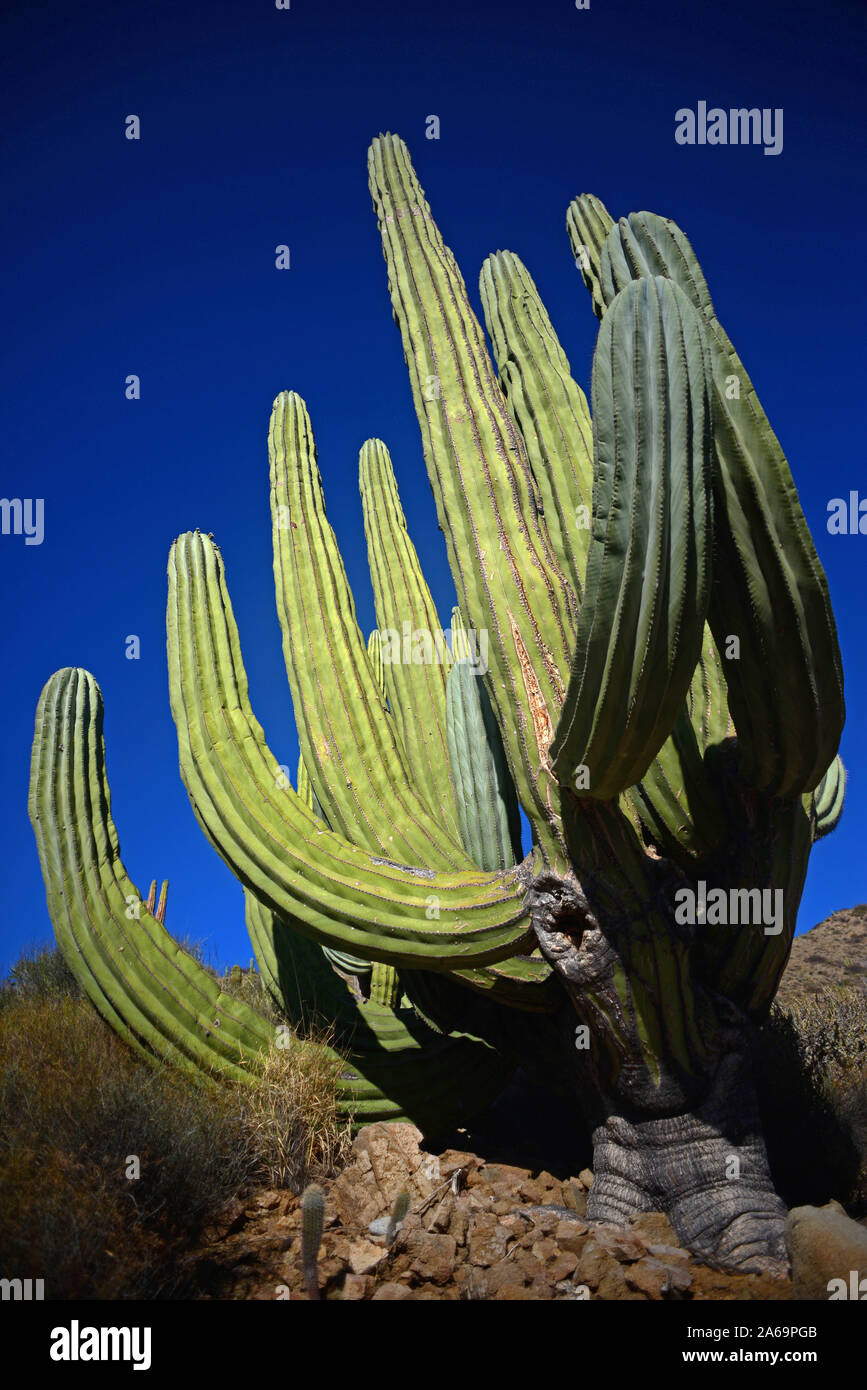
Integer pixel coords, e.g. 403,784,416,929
2,0,865,975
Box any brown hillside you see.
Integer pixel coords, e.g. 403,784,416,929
777,905,867,1004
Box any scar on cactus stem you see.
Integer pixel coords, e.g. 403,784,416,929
301,1184,325,1301
27,133,845,1277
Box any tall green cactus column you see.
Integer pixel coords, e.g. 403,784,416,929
522,193,847,1273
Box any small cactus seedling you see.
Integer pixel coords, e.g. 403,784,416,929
300,1183,325,1300
385,1190,411,1248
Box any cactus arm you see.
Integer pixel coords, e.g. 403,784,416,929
599,211,845,796
270,391,468,869
246,890,512,1128
809,753,846,841
244,887,361,1024
28,668,276,1085
369,963,401,1008
628,705,728,868
440,626,559,1005
368,133,574,859
692,783,813,1021
155,878,168,924
449,955,561,1012
367,629,387,702
566,192,615,320
339,1004,512,1129
624,628,734,866
550,277,713,799
446,657,523,873
294,754,374,982
167,530,533,968
296,753,329,824
686,624,735,753
359,438,459,837
480,250,593,601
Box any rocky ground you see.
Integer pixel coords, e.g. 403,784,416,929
777,905,867,1003
182,906,867,1301
184,1123,867,1301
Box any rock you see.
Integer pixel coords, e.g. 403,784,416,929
574,1238,636,1298
467,1192,494,1215
438,1150,480,1181
595,1225,647,1263
484,1259,525,1296
624,1257,681,1299
661,1262,693,1294
551,1252,579,1281
562,1182,588,1216
404,1230,457,1285
531,1237,558,1264
554,1218,588,1254
515,1250,545,1282
323,1232,351,1259
495,1284,539,1300
372,1282,414,1300
578,1168,594,1189
645,1243,689,1261
519,1178,552,1204
474,1163,531,1187
462,1268,491,1299
348,1239,388,1276
252,1190,281,1212
786,1202,867,1300
448,1201,469,1246
330,1123,440,1229
319,1255,348,1286
342,1274,372,1300
469,1223,510,1267
573,1238,608,1288
396,1212,422,1241
527,1276,556,1299
536,1172,563,1203
629,1211,679,1246
521,1205,564,1233
429,1193,455,1233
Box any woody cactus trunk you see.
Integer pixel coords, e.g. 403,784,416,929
29,134,845,1275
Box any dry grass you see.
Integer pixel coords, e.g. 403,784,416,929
241,1037,352,1190
0,945,351,1298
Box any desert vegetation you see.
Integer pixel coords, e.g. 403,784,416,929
0,946,349,1299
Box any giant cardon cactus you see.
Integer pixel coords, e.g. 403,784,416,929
29,134,846,1274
